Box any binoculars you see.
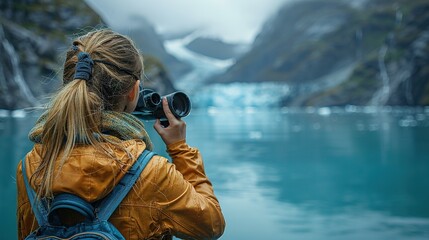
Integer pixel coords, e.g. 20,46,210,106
133,88,191,121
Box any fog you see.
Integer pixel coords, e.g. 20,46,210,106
85,0,291,43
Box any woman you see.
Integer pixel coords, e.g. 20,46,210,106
16,29,225,240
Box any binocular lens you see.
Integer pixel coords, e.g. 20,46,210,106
169,92,191,118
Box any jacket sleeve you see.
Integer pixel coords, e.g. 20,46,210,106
152,140,225,239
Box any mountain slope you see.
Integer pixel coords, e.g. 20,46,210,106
214,0,355,84
212,0,429,106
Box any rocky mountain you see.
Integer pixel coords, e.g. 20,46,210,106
212,0,429,107
0,0,103,109
0,0,176,110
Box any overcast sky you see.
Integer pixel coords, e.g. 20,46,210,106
85,0,291,43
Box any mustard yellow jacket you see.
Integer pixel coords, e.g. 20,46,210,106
16,139,225,239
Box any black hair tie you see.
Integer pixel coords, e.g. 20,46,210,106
71,44,79,51
74,52,94,81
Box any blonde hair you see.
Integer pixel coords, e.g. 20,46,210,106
32,29,143,198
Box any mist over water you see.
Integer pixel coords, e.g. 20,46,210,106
3,107,429,239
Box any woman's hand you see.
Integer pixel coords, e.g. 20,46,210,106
153,97,187,146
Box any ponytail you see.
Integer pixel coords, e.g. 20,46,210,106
33,79,102,198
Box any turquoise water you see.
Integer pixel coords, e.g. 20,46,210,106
1,108,429,239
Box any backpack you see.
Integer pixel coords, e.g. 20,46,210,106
22,149,156,240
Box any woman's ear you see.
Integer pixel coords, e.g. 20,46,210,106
127,80,140,102
124,80,141,113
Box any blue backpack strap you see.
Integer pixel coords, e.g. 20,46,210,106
21,157,49,226
97,149,155,221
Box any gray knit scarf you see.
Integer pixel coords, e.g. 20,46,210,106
28,111,153,150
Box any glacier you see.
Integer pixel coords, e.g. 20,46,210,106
164,34,290,108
